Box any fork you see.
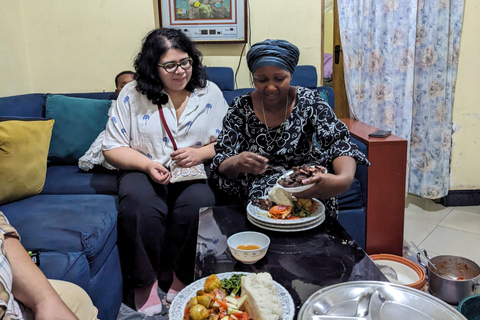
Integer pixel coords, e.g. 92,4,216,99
266,164,287,174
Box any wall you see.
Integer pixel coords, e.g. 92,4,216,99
197,0,322,89
0,2,31,95
0,0,322,96
450,1,480,190
0,0,156,96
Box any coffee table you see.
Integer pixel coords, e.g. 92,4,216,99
194,205,388,317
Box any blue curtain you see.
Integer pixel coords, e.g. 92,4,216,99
338,0,465,199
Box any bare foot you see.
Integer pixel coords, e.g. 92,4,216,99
134,281,163,316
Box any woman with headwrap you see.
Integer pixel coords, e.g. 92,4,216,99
211,39,369,218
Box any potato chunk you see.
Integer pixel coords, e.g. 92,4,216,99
204,274,221,293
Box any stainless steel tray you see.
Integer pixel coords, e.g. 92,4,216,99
298,281,466,320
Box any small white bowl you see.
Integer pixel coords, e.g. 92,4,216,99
276,170,315,193
227,231,270,264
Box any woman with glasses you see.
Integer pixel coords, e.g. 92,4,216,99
102,28,228,316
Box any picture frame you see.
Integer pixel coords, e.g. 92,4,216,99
158,0,248,44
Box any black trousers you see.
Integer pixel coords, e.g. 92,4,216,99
116,169,215,295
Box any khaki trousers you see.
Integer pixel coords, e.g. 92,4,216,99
23,280,99,320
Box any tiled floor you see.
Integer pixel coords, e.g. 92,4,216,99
404,194,480,264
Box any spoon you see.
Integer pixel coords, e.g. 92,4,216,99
377,264,398,281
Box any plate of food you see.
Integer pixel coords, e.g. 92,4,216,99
247,213,326,232
276,164,327,193
169,272,295,320
247,195,325,226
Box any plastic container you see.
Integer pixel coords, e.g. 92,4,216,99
370,253,426,290
458,294,480,320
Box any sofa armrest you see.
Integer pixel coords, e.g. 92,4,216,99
341,118,408,256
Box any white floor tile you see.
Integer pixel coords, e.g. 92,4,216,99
440,206,480,234
403,218,437,248
419,226,480,263
404,195,453,225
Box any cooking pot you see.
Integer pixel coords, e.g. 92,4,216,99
417,249,480,305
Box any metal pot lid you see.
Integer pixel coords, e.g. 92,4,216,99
298,281,466,320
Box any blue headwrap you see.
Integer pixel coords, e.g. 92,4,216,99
246,39,300,74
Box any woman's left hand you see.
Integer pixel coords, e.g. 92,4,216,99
293,156,356,200
171,147,203,167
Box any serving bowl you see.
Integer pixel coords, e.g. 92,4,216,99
276,170,315,193
276,166,327,193
227,231,270,264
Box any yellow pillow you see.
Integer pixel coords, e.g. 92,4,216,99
0,118,54,204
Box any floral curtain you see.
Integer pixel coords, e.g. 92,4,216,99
337,0,465,199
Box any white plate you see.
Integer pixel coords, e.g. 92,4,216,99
247,213,325,229
169,272,295,320
247,197,325,226
247,214,325,232
276,169,315,193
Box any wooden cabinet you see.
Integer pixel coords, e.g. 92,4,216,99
342,118,408,256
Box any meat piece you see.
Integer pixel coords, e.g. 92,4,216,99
278,164,326,188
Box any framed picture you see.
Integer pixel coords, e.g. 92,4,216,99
158,0,248,44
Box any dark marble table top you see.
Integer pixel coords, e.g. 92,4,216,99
194,205,388,318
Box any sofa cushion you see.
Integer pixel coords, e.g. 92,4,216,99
42,165,118,195
0,118,54,204
205,67,235,91
0,94,46,118
291,65,318,89
45,94,111,164
338,207,366,249
338,178,363,210
0,194,118,258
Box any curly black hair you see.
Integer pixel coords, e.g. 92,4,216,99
134,28,207,104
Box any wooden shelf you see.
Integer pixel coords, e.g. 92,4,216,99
341,118,408,256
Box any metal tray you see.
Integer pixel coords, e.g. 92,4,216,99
298,281,466,320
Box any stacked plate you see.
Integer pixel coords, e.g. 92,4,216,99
246,197,325,232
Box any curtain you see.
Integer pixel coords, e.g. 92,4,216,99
338,0,465,199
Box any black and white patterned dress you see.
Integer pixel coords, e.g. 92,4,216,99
211,86,369,218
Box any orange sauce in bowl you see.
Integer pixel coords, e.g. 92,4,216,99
236,245,261,250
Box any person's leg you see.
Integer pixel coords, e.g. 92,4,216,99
49,280,99,320
117,171,168,315
166,179,215,301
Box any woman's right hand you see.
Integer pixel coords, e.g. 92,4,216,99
233,152,269,175
146,161,171,185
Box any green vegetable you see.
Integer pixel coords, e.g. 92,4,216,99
292,206,310,217
221,274,245,296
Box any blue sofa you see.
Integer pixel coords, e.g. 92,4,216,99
0,92,122,320
0,65,368,320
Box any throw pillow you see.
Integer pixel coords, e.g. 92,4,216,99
0,117,54,204
45,94,111,164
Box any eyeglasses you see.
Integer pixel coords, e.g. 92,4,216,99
158,57,193,73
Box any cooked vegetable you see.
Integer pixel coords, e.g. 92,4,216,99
188,297,198,308
189,304,209,320
196,294,211,308
220,274,245,296
184,274,250,320
204,274,222,293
